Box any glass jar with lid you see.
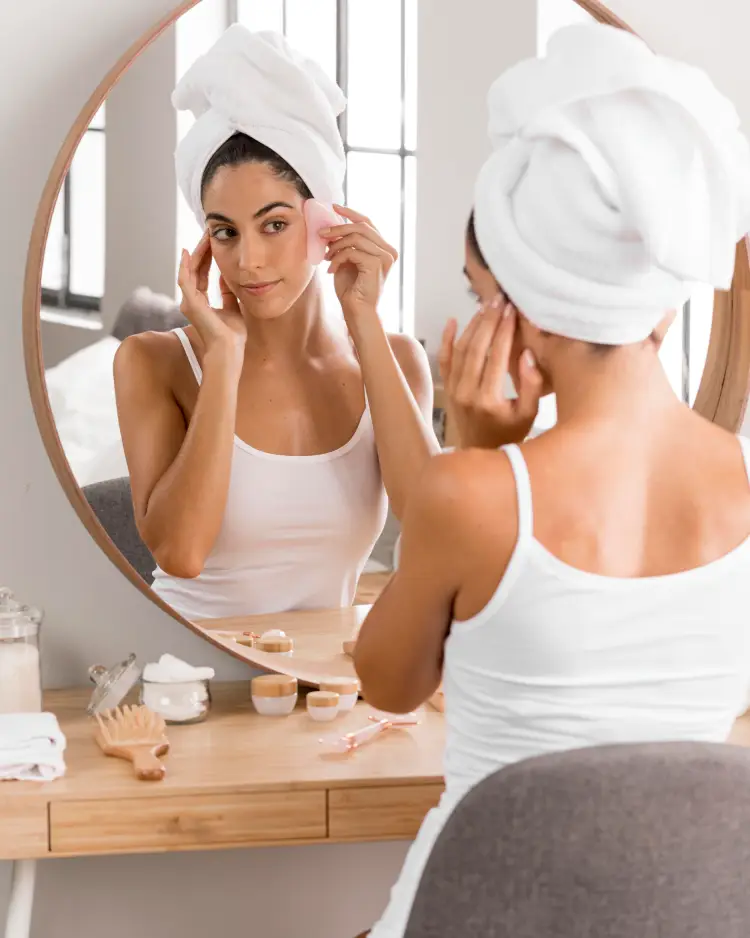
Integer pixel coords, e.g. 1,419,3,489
0,588,43,714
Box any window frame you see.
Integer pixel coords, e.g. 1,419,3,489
41,123,105,314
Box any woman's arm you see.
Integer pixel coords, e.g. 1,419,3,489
325,205,440,519
354,460,457,713
354,450,518,713
114,234,248,579
349,315,438,519
114,334,242,579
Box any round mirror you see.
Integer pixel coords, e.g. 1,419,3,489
23,0,750,675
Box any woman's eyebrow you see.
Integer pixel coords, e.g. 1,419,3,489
205,202,294,226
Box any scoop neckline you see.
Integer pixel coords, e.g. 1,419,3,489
232,406,369,462
528,532,750,588
172,327,370,463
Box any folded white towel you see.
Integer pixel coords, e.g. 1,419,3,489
173,24,347,226
142,653,215,684
474,23,750,345
0,712,66,782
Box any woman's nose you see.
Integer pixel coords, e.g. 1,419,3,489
238,235,266,272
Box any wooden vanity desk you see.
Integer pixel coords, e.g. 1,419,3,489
0,682,445,861
0,587,445,863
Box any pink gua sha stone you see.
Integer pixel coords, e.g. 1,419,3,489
304,199,346,265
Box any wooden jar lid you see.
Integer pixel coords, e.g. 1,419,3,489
320,678,359,696
256,636,294,653
232,632,257,648
251,675,298,697
307,690,339,709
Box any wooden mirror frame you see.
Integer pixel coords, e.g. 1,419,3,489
22,0,750,662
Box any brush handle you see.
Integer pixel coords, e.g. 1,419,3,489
131,746,166,781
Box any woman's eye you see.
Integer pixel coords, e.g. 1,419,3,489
211,227,235,242
264,220,288,234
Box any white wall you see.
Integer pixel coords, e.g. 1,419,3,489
414,0,537,352
100,25,180,332
2,1,750,935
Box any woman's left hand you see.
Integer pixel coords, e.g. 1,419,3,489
440,299,544,449
323,205,398,325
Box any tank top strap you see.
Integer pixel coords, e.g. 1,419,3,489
738,435,750,487
173,328,203,384
500,444,534,542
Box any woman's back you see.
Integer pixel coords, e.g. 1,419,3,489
442,418,750,800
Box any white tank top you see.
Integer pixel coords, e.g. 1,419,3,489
151,328,388,620
442,438,750,801
369,436,750,938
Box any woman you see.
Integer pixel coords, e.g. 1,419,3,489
355,24,750,938
114,26,437,620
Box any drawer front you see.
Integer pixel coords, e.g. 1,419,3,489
0,803,48,859
329,784,444,841
50,790,326,855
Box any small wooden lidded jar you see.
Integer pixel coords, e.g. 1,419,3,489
255,635,294,655
319,678,359,712
306,690,340,722
232,632,258,648
251,675,298,716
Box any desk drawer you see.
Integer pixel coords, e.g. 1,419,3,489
329,784,444,841
50,790,326,855
0,803,48,859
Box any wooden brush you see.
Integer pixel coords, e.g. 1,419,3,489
94,705,170,781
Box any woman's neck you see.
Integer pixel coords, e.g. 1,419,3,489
241,276,340,362
551,347,682,430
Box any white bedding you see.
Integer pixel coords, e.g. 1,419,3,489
45,335,129,486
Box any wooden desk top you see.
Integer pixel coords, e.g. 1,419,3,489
0,682,445,860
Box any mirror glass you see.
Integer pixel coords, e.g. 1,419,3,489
38,0,717,631
41,0,421,630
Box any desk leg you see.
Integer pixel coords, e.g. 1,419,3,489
4,860,36,938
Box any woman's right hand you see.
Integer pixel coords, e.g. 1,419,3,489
178,232,247,355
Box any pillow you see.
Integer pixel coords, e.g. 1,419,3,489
110,286,186,340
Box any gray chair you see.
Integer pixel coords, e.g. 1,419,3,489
83,477,155,584
404,742,750,938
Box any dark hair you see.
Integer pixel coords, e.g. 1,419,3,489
466,210,488,268
200,132,313,204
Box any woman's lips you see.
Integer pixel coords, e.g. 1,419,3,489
240,280,280,297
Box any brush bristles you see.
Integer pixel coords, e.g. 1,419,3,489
95,704,167,745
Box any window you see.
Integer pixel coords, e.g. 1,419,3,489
180,0,418,333
41,104,106,312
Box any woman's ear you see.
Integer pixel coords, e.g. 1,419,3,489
650,310,677,350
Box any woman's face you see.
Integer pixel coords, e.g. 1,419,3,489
202,161,314,320
464,237,532,393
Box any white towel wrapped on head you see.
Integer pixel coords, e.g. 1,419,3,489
0,712,66,782
173,24,347,226
474,23,750,345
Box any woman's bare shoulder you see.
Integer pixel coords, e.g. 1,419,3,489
417,448,518,523
113,330,187,387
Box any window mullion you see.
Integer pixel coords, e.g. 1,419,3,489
398,0,407,332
